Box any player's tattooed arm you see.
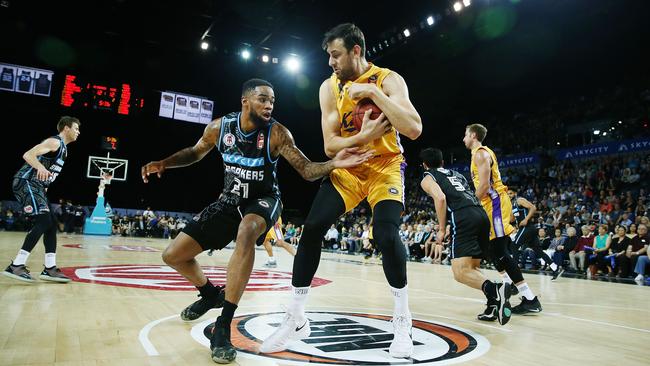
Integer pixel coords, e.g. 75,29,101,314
142,118,221,182
272,123,373,182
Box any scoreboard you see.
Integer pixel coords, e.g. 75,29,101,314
60,74,145,115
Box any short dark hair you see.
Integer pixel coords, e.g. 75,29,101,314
242,78,273,96
466,123,487,142
322,23,366,56
420,148,444,168
57,116,80,132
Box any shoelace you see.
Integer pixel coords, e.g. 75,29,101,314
392,315,412,338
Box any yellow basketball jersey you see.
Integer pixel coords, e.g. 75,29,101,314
470,145,508,202
329,63,403,158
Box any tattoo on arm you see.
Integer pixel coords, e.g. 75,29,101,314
275,124,334,181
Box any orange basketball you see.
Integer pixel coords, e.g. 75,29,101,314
352,98,382,131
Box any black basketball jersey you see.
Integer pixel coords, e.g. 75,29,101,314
17,70,32,92
216,112,281,207
512,196,533,227
14,135,67,186
424,167,480,212
0,67,15,89
34,73,52,95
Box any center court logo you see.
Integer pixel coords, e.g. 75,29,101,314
191,311,489,365
60,264,331,291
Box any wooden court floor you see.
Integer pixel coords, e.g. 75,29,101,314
0,231,648,366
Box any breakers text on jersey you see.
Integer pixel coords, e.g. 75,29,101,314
224,165,264,181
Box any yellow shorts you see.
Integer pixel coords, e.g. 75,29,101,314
481,189,516,241
330,154,405,212
264,218,283,242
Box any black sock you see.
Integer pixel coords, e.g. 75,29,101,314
197,279,216,298
481,280,497,300
219,300,238,325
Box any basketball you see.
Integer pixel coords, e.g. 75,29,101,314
352,98,383,131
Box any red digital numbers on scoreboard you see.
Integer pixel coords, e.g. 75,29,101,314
60,74,144,115
60,75,81,107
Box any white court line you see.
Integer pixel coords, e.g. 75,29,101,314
139,314,178,356
540,301,648,312
340,276,649,312
545,312,650,334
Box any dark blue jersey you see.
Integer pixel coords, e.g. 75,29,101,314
14,135,67,187
217,112,280,207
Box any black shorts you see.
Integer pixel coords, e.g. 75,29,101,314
448,206,490,260
513,225,538,248
13,178,50,215
182,196,282,251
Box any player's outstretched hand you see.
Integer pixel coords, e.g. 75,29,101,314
141,161,165,183
332,147,375,169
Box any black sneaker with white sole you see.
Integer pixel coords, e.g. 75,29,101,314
478,282,512,324
477,301,498,322
3,263,35,283
511,296,543,314
39,266,71,283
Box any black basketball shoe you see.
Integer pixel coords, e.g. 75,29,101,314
210,316,237,364
511,296,543,315
181,285,225,321
479,282,512,325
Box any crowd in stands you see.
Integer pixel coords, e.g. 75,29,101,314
322,149,650,283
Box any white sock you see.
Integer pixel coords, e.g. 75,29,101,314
500,272,512,285
516,283,535,300
13,249,30,266
288,286,310,319
45,253,57,268
391,285,411,317
268,257,276,262
550,263,558,271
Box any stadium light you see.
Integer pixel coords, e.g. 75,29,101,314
200,41,209,50
453,1,463,12
603,132,607,136
463,0,471,7
593,130,600,135
241,49,251,59
285,56,300,72
427,16,435,26
403,28,411,37
261,55,269,63
618,120,622,124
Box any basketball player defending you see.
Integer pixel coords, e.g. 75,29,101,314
419,148,511,325
262,217,296,268
508,189,557,273
141,79,372,364
262,23,422,358
464,124,542,318
3,116,81,283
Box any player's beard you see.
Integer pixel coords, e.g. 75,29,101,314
249,110,270,128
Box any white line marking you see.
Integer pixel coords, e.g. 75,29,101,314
139,314,178,356
545,313,650,334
